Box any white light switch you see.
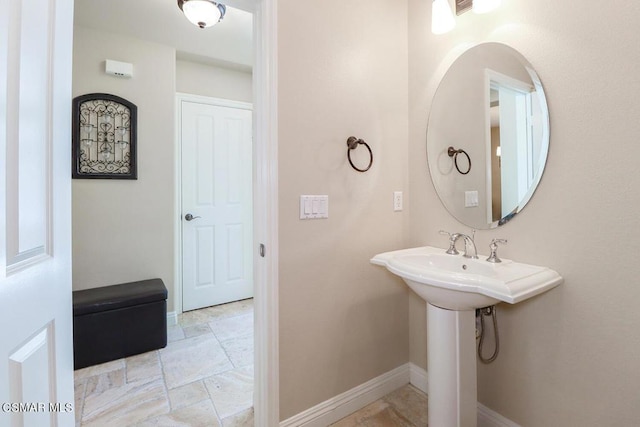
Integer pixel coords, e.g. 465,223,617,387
465,191,479,208
300,195,329,219
319,198,328,215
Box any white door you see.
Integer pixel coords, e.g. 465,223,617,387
0,0,75,425
180,98,253,312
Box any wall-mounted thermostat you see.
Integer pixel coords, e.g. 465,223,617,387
105,59,133,78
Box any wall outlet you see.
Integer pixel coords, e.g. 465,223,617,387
393,191,403,212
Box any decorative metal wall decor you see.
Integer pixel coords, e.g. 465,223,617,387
72,93,137,179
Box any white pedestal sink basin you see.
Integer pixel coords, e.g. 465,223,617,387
371,246,562,427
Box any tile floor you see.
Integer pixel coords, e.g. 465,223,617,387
73,296,427,427
331,385,428,427
73,299,254,427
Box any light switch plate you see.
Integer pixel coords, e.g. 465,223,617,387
465,191,479,207
300,195,329,219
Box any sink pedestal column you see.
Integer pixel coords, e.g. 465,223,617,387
427,303,477,427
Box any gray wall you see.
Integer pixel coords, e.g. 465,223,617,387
408,0,640,425
72,26,176,310
71,27,252,313
176,59,252,102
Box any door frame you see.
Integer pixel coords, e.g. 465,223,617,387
175,93,254,314
174,0,279,424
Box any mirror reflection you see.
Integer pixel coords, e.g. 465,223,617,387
427,43,549,229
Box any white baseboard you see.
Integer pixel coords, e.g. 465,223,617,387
280,362,519,427
477,403,521,427
408,362,428,393
166,311,178,326
407,363,520,427
279,363,410,427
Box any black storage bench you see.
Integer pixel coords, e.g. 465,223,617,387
73,278,168,370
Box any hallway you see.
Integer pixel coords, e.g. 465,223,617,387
73,299,254,426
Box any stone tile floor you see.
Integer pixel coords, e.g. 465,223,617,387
73,299,254,427
74,296,427,427
331,385,428,427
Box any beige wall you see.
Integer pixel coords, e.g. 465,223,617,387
72,26,176,310
277,0,410,419
409,0,640,425
176,59,252,103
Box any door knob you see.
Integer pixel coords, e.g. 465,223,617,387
184,213,201,221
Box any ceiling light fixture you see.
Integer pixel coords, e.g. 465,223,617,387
177,0,226,29
432,0,456,35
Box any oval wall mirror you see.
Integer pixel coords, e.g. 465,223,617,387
427,43,550,229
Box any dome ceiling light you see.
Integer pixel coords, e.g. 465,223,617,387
177,0,227,29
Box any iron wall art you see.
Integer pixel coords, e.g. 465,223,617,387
72,93,137,179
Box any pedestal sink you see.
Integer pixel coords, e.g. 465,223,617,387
371,246,562,427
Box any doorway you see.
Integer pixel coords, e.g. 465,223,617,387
486,69,538,222
178,95,254,312
70,0,278,424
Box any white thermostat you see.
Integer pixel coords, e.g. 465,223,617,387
105,59,133,78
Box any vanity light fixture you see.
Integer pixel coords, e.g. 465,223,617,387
472,0,501,14
435,0,501,34
177,0,226,29
432,0,456,35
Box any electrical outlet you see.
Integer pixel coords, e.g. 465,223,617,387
393,191,403,212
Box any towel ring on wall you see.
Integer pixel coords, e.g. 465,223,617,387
448,146,471,175
346,136,373,173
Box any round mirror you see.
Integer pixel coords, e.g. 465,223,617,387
427,43,550,229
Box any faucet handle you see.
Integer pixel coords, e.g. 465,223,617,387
486,239,507,263
439,230,459,255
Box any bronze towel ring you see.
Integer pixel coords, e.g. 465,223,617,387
347,136,373,173
448,146,471,175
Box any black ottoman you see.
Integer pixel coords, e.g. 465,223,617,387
73,278,168,370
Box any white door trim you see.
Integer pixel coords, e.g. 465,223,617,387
176,92,253,111
251,1,279,425
173,0,279,424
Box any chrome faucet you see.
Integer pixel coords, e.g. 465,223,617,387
439,230,478,259
486,238,507,263
459,233,478,259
